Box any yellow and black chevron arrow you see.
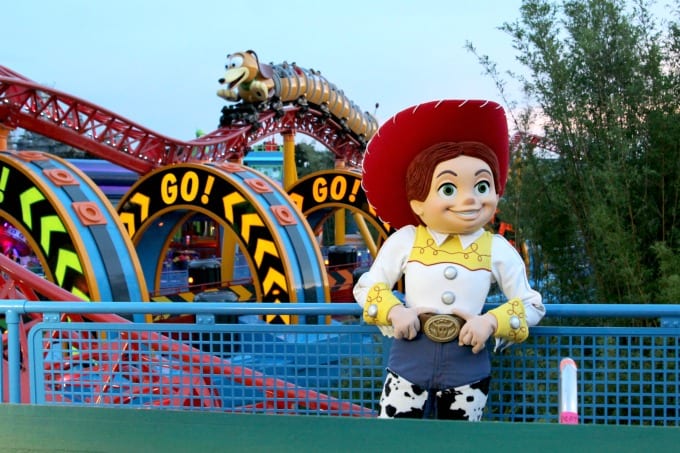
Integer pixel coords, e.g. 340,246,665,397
118,164,306,323
0,151,147,303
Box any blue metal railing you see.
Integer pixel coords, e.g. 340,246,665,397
1,300,678,424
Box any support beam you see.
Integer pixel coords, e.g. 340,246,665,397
282,131,297,191
0,124,13,150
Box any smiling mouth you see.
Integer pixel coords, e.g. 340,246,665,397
452,209,480,218
229,74,245,90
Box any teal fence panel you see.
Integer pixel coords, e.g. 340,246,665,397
490,326,678,424
1,301,677,425
28,319,384,417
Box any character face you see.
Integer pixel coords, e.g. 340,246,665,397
409,155,499,235
218,52,258,89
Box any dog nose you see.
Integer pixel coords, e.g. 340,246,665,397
218,78,225,84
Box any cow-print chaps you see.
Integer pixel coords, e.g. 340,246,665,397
378,369,490,420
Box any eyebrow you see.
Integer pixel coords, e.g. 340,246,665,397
436,170,457,178
435,168,492,178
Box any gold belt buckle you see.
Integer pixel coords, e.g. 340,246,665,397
421,314,463,343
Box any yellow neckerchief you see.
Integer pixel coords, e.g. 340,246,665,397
408,225,492,271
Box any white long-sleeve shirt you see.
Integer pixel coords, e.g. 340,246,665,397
353,225,545,331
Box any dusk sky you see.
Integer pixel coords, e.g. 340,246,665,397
6,1,544,141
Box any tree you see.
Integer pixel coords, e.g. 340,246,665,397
8,129,89,158
294,142,335,177
472,0,680,303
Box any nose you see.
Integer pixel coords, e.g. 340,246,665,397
218,78,225,84
460,192,478,205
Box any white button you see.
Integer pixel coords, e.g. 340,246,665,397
441,291,455,304
443,266,458,280
367,304,378,317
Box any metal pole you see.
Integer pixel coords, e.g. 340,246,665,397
6,309,21,403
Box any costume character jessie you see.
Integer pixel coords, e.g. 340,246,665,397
353,99,545,420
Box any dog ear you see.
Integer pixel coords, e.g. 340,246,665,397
246,50,273,79
258,62,274,79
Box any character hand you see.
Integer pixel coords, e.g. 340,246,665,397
247,80,270,102
217,89,239,101
458,313,497,354
387,305,421,340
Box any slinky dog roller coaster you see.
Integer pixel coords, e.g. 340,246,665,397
0,51,394,407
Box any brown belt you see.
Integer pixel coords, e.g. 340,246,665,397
418,313,465,343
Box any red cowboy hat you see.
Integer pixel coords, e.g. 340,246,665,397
361,99,509,229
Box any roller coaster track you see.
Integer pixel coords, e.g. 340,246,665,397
0,66,369,174
0,64,382,407
0,64,379,308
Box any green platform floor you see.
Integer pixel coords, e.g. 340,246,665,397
0,404,678,452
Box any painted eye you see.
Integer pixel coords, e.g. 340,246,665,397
437,183,457,199
226,55,244,69
475,181,492,196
